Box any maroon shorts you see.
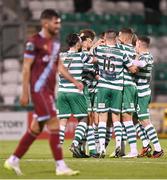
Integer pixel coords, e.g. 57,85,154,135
31,91,56,121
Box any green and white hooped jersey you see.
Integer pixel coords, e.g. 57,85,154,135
117,43,136,87
93,44,133,91
58,50,92,94
135,52,153,97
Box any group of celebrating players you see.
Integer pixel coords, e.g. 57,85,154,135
57,27,164,159
3,9,164,177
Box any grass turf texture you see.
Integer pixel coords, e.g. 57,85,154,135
0,139,167,179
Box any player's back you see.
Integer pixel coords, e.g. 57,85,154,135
135,52,153,97
117,43,136,86
24,32,60,94
58,51,84,94
94,44,132,91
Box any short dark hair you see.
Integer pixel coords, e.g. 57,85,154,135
66,33,80,47
105,29,118,39
138,36,150,46
79,29,96,41
99,32,105,39
40,9,60,20
119,28,134,35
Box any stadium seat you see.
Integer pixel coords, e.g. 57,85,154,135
155,71,167,81
16,84,22,96
31,10,42,20
160,0,167,15
42,0,57,10
160,15,167,24
130,1,144,15
28,0,43,11
102,1,116,14
3,58,20,71
57,0,74,13
159,25,167,36
1,84,18,96
92,0,104,14
2,71,21,84
3,96,16,105
155,83,167,95
115,1,130,14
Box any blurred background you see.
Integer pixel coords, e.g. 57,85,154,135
0,0,167,139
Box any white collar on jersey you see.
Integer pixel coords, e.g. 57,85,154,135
68,50,77,53
39,29,46,38
106,44,117,48
127,43,133,47
139,51,150,56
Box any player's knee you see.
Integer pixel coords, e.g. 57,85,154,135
78,117,88,123
30,120,44,134
140,119,151,127
30,126,41,135
112,113,120,122
47,116,60,130
122,113,132,121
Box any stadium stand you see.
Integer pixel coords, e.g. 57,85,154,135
0,0,167,107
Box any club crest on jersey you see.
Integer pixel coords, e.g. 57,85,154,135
26,42,35,51
42,55,50,62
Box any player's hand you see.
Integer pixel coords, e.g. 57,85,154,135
92,57,97,63
95,75,100,80
20,93,29,106
74,81,84,91
129,65,139,74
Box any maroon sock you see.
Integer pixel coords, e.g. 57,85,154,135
49,130,63,161
14,130,37,158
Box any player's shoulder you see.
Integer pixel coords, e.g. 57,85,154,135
94,44,107,51
139,52,153,63
117,43,134,51
25,33,42,50
27,33,41,43
116,43,124,50
59,51,68,60
64,51,81,58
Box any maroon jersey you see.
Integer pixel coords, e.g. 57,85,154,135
24,31,60,94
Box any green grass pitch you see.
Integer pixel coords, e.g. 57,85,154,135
0,139,167,179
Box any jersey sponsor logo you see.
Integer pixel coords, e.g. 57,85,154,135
98,103,105,108
130,103,134,108
42,55,50,62
25,42,35,51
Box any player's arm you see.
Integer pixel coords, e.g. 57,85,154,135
58,60,83,91
132,55,150,68
20,58,33,106
81,53,97,64
20,40,36,106
123,53,139,74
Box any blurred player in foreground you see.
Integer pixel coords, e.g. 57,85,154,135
4,9,81,176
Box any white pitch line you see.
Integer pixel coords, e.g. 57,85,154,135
17,158,167,165
1,158,167,165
